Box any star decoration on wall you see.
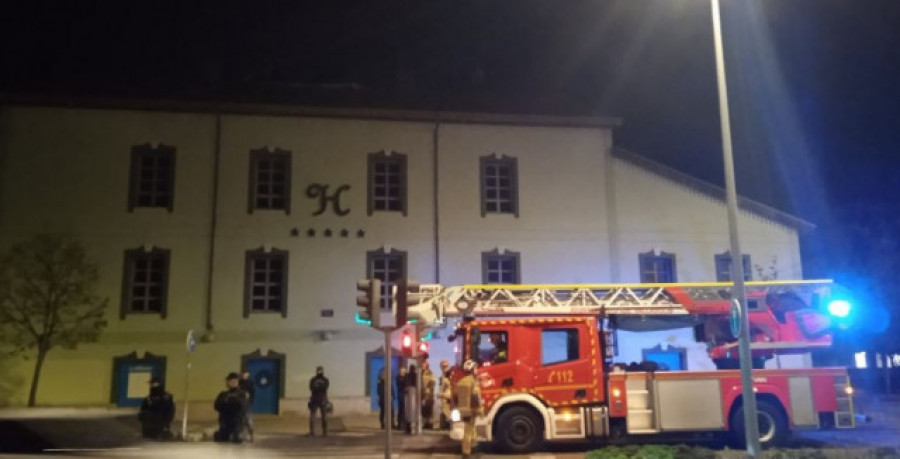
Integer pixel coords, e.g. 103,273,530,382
290,228,299,237
324,228,332,237
340,229,349,238
306,228,316,237
357,229,366,238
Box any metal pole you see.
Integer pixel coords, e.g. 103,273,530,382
181,357,191,440
383,330,392,459
710,0,761,456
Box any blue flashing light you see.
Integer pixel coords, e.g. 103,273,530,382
828,299,851,318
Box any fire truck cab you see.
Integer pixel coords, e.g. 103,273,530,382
452,315,853,453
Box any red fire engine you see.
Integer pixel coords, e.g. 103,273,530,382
404,280,855,453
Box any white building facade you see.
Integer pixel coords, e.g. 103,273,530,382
0,101,810,411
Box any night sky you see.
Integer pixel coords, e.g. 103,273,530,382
2,1,898,348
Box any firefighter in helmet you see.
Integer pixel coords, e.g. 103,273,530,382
453,359,483,458
489,332,507,363
438,359,453,430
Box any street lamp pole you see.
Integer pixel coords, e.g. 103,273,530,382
709,0,762,456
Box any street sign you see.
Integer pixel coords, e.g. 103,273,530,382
186,329,196,353
729,299,741,339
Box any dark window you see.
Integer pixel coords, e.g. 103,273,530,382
480,155,518,217
244,248,289,317
714,252,752,282
542,329,580,365
121,247,170,318
249,148,291,213
482,249,520,284
367,248,407,310
129,144,175,211
367,151,407,215
639,250,677,283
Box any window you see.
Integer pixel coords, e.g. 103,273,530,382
121,247,170,318
541,329,580,365
244,248,288,318
480,155,518,217
367,248,407,310
249,148,291,213
482,249,520,284
714,252,752,282
368,151,407,215
639,250,677,283
476,330,509,364
129,143,175,211
642,344,686,371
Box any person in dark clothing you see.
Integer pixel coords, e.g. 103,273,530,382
405,364,418,434
239,371,256,442
214,372,247,443
377,368,389,429
395,366,408,430
308,366,330,436
138,376,175,440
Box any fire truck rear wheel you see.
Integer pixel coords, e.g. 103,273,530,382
729,399,788,448
494,406,543,453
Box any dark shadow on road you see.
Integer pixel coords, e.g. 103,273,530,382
0,414,145,454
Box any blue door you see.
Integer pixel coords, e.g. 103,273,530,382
369,356,400,411
247,358,280,414
115,359,165,407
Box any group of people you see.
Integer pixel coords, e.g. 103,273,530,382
376,358,464,433
137,371,256,442
136,360,483,456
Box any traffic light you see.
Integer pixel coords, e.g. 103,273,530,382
356,279,382,326
401,330,414,357
396,278,424,325
418,340,429,355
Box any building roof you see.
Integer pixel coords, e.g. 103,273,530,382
612,147,815,232
0,94,622,129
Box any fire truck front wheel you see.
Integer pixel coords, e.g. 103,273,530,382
729,399,789,448
494,406,543,453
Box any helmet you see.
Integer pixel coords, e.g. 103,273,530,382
463,359,477,373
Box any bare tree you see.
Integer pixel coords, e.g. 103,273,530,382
0,233,108,407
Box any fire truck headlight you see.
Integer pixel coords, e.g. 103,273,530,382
845,386,854,395
451,409,461,422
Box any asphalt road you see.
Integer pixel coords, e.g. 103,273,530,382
1,411,899,458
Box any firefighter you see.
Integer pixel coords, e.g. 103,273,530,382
453,359,482,458
438,359,453,430
420,359,436,429
489,332,508,363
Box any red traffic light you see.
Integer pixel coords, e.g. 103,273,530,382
401,332,413,349
418,341,429,353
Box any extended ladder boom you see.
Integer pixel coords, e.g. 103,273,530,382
406,280,833,326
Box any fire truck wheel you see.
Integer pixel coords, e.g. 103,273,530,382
729,399,789,448
494,406,543,453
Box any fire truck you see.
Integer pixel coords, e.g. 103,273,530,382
402,280,855,453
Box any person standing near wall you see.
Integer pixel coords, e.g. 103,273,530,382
239,371,256,442
395,366,408,430
308,366,330,436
